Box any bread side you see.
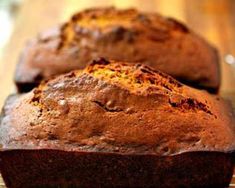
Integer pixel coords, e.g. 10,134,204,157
0,149,233,187
15,7,220,93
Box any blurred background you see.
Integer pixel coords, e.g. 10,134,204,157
0,0,235,109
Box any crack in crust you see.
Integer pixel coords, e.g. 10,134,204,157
169,98,214,116
87,58,183,94
38,7,189,51
29,58,214,117
87,58,214,117
31,84,45,106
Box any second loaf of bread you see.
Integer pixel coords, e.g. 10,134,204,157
15,7,220,93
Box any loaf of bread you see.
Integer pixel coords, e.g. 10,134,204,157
1,59,234,187
15,7,220,93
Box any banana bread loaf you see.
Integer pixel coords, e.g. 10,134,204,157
15,7,220,93
1,58,234,187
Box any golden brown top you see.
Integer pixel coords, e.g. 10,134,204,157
60,7,188,50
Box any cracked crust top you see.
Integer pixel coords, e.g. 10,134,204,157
2,59,235,155
15,7,220,93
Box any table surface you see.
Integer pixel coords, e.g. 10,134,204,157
0,0,235,187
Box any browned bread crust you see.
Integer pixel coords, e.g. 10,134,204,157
15,7,220,93
1,58,234,187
